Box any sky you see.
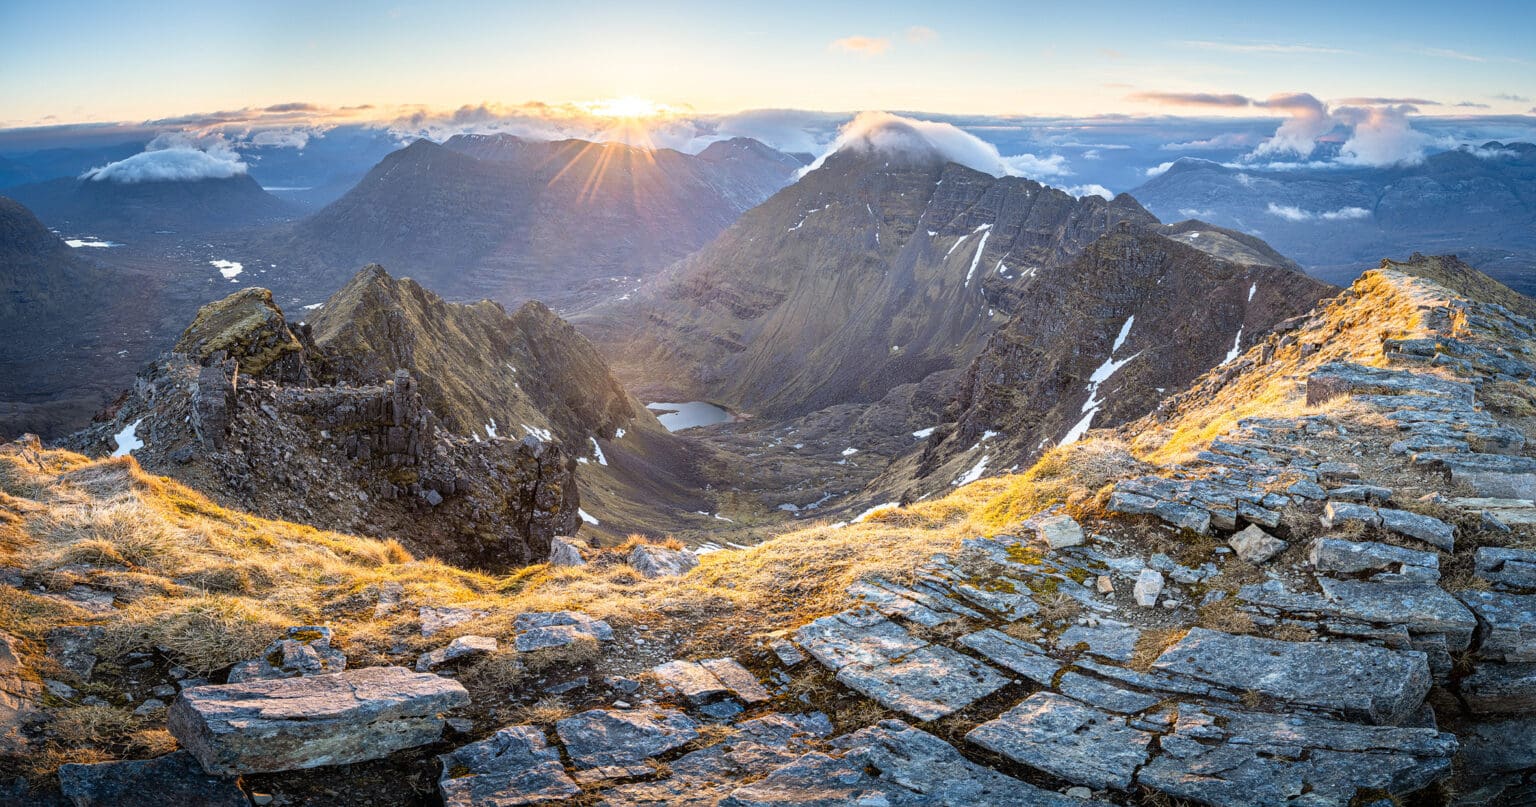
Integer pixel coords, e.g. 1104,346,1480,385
3,0,1535,126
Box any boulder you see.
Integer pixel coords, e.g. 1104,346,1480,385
652,658,770,706
1475,547,1536,589
1133,569,1164,607
1378,508,1455,551
228,626,346,683
1036,514,1085,550
417,635,498,672
555,708,698,776
548,537,586,567
58,751,247,807
1459,591,1536,662
628,544,699,578
168,666,469,775
1309,538,1439,582
437,725,580,807
1319,501,1380,530
1461,662,1536,715
1459,717,1536,774
1228,524,1286,564
1151,628,1431,724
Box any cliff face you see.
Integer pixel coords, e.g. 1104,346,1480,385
584,151,1158,418
891,224,1336,495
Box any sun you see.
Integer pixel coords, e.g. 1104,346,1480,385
582,96,673,119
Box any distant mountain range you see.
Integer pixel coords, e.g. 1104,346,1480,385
7,173,295,238
1131,142,1536,294
256,134,804,311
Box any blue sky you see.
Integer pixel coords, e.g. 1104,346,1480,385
3,0,1534,125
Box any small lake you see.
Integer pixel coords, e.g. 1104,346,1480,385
647,401,733,432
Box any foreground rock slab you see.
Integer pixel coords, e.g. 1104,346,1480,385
1151,628,1430,724
168,666,469,775
966,692,1152,790
555,707,699,779
437,725,579,807
58,751,247,807
1139,704,1458,806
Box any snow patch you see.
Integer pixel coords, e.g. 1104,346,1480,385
578,508,600,525
1220,327,1245,366
110,419,144,458
954,455,990,486
209,259,242,280
484,418,499,439
912,427,937,439
963,225,993,287
590,437,608,466
65,238,121,248
522,423,553,441
852,502,901,523
1062,316,1142,446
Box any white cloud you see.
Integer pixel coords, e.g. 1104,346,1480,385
1145,160,1177,177
800,111,1071,180
82,132,248,183
249,128,312,149
1266,202,1372,221
905,26,938,43
1251,93,1334,159
1334,105,1434,166
1058,183,1114,200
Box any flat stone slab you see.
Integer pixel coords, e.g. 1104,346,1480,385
168,666,469,775
959,628,1061,685
602,713,831,806
1419,453,1536,499
966,692,1153,790
437,725,580,806
1310,538,1439,582
1138,704,1458,805
1151,628,1430,724
1315,578,1477,651
58,751,247,807
1057,624,1140,663
417,635,497,672
555,708,698,774
1462,662,1536,715
1459,590,1536,662
836,645,1008,721
721,720,1087,807
653,658,769,706
1378,507,1455,551
1476,547,1536,589
512,611,613,641
794,608,927,671
1459,717,1536,775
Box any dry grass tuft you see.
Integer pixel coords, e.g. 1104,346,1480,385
1129,628,1188,672
105,594,291,674
507,695,574,725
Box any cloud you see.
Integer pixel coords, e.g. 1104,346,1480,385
1334,104,1434,166
1492,93,1531,102
262,102,321,113
1456,101,1492,109
1159,132,1255,150
800,111,1070,180
82,132,248,183
1250,93,1334,158
830,36,891,56
1099,48,1124,59
1416,47,1485,62
1266,202,1371,221
1178,40,1350,55
249,128,312,149
1145,160,1176,177
1126,91,1253,107
1058,183,1113,200
1337,96,1438,106
905,26,937,43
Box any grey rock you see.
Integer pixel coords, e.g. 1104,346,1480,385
603,713,832,806
58,751,247,807
837,644,1008,721
1418,453,1536,499
1327,484,1393,503
132,698,166,716
1475,547,1536,589
1055,672,1164,714
959,628,1062,685
1037,514,1085,549
1229,524,1287,564
1151,628,1430,724
628,544,700,578
513,611,614,641
547,537,586,567
437,724,580,806
1315,578,1477,651
1459,590,1536,662
795,608,927,671
1461,662,1536,715
1306,362,1474,405
1133,569,1163,607
168,666,469,775
228,626,347,683
1459,717,1536,774
1057,624,1140,663
1378,508,1455,551
47,626,104,680
514,624,599,653
770,639,806,667
417,635,498,672
1310,538,1439,582
966,692,1153,790
555,707,698,774
653,657,769,706
1320,501,1381,530
1137,703,1457,805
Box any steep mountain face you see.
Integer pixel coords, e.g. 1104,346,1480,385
1130,144,1536,294
886,224,1336,498
0,197,144,438
7,173,294,238
586,150,1158,418
261,135,801,311
71,266,720,558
